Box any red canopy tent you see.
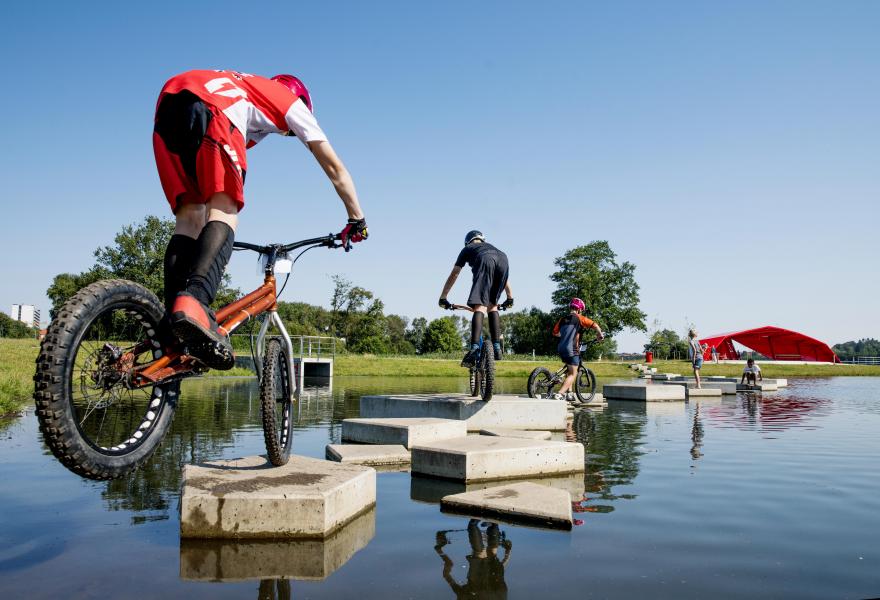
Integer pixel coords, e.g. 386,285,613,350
699,326,840,363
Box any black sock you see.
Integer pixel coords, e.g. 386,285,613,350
487,311,501,343
163,234,197,312
470,312,485,348
186,221,234,306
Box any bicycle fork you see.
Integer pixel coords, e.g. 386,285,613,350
254,310,297,396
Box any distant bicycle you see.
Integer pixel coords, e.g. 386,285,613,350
527,339,603,403
443,303,506,401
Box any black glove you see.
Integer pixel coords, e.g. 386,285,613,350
340,218,368,251
439,298,452,310
500,297,514,310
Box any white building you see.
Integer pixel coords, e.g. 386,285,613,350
10,304,40,328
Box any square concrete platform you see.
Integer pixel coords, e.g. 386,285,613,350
180,455,375,539
602,383,685,401
341,417,466,448
441,481,573,530
326,444,411,467
737,382,779,392
360,394,568,431
662,380,738,394
685,387,722,397
411,435,584,482
179,507,375,581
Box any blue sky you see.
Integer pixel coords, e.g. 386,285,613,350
1,1,878,352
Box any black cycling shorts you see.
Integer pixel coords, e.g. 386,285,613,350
467,254,509,307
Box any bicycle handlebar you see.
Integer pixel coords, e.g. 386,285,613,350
443,303,510,312
233,233,343,256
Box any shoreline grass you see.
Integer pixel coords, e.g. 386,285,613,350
3,339,879,416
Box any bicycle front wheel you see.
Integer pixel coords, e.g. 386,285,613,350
260,338,293,466
469,366,481,397
574,367,597,403
34,279,179,480
481,347,495,401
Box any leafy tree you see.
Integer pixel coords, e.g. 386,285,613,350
386,314,416,354
46,216,238,317
422,317,464,353
405,317,428,353
644,328,688,360
0,313,37,338
501,307,556,355
833,338,880,360
550,241,647,340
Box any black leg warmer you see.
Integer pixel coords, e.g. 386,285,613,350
163,234,197,312
470,312,485,347
186,221,234,306
488,310,502,343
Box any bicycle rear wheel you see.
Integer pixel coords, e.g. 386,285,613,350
481,346,495,401
34,279,180,480
260,338,293,466
527,367,558,398
574,366,597,403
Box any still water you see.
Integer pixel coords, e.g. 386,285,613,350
1,376,878,599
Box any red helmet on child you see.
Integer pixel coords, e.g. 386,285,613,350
270,74,313,112
570,298,586,311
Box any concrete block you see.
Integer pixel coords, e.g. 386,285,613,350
360,394,568,431
179,508,375,581
607,399,686,417
180,455,375,539
650,373,680,380
441,481,573,530
662,380,737,394
602,383,685,402
411,472,585,504
479,428,552,440
763,378,788,387
341,417,466,448
325,444,410,467
686,387,722,397
411,435,584,482
737,382,778,392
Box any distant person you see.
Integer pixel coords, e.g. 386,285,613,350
153,69,367,368
551,298,604,403
711,345,718,363
741,359,763,386
688,329,704,388
439,231,513,365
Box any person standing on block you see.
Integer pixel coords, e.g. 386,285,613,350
153,69,368,369
439,231,513,366
688,329,704,388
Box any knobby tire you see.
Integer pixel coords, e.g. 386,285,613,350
260,338,293,466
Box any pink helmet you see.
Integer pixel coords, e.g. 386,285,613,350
570,298,586,311
270,74,313,112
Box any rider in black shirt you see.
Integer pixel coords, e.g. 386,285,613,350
439,230,513,366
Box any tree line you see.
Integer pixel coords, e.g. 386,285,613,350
832,338,880,360
43,216,648,356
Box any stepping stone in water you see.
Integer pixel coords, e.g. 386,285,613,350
180,507,375,581
441,481,573,530
685,387,722,397
326,444,411,467
411,435,584,482
479,428,552,440
737,382,778,392
341,417,466,448
180,455,375,539
411,472,585,504
602,384,685,402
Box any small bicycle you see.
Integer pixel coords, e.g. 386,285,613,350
443,303,503,401
34,231,351,480
526,339,603,403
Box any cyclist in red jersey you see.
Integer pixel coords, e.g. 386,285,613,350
153,69,368,369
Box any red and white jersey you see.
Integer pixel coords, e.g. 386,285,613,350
159,69,327,148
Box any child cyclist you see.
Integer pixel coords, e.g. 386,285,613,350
551,298,604,402
153,69,368,369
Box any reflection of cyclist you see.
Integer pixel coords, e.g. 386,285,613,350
550,298,604,401
439,231,513,365
435,519,512,599
154,70,367,369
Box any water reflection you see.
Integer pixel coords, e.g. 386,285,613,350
691,402,704,460
701,391,832,433
435,519,511,599
180,507,375,581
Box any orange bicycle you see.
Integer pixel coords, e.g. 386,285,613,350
34,232,349,480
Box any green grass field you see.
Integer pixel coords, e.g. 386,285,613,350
2,338,878,416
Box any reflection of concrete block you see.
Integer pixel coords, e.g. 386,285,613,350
341,418,465,448
360,394,568,431
602,384,685,401
441,482,573,530
180,455,375,539
180,508,375,581
480,427,552,440
411,436,584,482
411,472,585,504
326,444,410,466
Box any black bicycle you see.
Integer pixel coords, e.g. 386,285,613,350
443,304,503,401
527,339,603,403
